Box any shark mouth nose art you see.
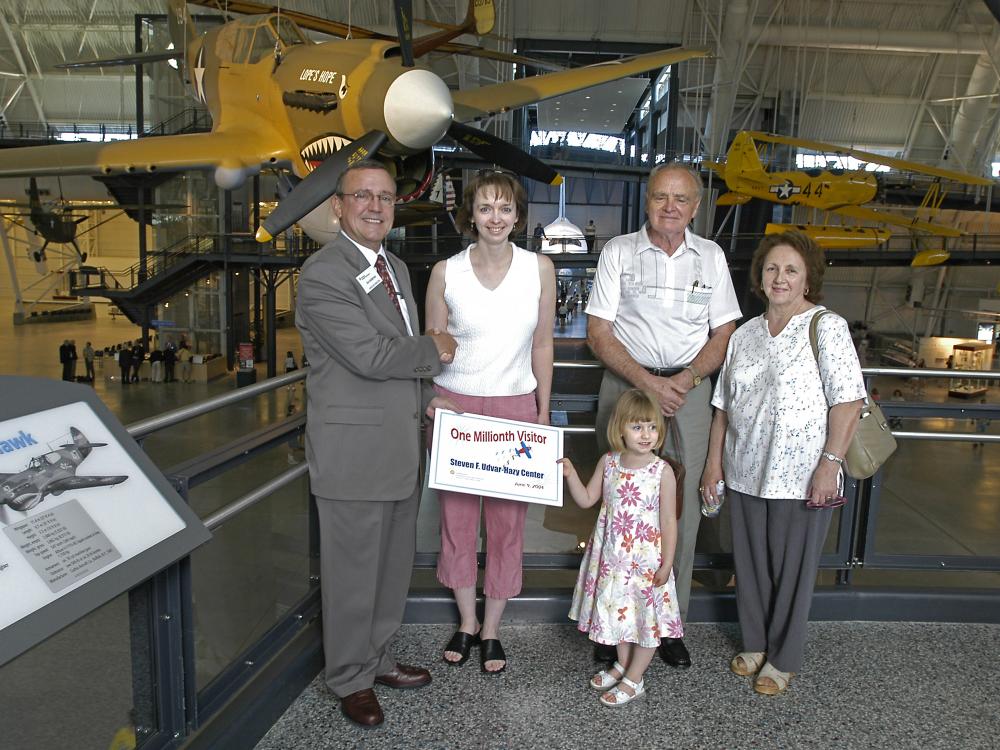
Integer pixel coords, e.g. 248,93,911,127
300,135,353,171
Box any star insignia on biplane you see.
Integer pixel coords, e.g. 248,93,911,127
770,179,801,201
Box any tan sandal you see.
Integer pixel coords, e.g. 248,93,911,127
730,651,766,677
753,662,794,695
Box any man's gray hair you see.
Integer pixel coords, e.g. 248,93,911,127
648,161,704,203
334,159,394,196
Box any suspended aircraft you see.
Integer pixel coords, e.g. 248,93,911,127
707,131,994,248
0,427,128,514
0,0,708,245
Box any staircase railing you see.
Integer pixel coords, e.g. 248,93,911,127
71,232,320,296
143,108,212,137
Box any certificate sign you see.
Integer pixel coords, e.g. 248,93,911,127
429,411,563,506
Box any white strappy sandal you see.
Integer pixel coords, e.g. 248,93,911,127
599,675,645,706
590,661,625,691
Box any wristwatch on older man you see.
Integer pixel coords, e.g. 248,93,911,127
685,364,702,387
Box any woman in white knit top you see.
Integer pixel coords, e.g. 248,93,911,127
425,172,556,673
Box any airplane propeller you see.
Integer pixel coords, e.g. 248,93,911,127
256,130,388,242
256,120,561,242
393,0,415,67
447,122,562,186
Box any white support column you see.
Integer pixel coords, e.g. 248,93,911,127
0,219,25,319
940,30,1000,173
703,0,750,160
922,266,949,340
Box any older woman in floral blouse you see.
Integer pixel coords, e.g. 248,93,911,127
700,230,866,696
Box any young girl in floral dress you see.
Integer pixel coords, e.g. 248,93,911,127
560,389,682,707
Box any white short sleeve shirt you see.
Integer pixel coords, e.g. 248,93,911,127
711,306,867,499
585,226,742,368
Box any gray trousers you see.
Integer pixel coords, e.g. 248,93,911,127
316,486,418,697
729,489,831,673
595,370,718,622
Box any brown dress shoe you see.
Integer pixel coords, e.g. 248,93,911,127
341,688,383,727
374,663,432,689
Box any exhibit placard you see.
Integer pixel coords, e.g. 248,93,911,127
0,377,210,667
428,411,563,506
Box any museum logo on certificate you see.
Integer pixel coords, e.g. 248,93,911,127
429,411,563,506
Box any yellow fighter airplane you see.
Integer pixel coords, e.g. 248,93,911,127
708,131,994,248
0,0,708,244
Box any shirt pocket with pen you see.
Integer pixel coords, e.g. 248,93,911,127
684,281,712,319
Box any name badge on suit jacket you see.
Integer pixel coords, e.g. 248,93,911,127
356,266,381,294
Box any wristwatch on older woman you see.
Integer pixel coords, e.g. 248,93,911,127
821,451,844,466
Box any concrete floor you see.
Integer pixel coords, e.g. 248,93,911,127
0,299,998,749
256,621,1000,750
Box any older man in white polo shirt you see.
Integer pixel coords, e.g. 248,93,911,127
586,161,741,668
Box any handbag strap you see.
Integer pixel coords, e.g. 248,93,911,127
809,309,871,412
807,309,834,363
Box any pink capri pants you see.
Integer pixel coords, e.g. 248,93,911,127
430,384,538,600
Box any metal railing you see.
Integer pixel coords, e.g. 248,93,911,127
72,232,320,296
9,361,993,749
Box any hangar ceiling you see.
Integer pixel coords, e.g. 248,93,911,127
0,1,998,175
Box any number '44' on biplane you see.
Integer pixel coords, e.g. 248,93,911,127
0,0,708,244
707,131,993,249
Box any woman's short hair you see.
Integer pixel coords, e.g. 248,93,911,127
454,171,527,238
606,389,666,453
750,230,825,303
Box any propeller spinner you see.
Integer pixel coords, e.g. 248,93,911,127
256,0,561,243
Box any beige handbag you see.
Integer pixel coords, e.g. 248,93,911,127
809,311,897,479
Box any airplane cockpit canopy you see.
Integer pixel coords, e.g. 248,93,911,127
216,15,308,65
28,452,61,469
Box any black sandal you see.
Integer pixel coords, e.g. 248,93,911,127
443,631,480,666
480,638,507,674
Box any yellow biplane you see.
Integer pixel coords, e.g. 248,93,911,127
708,131,994,249
0,0,708,244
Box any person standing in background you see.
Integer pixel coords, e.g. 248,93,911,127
83,341,95,381
178,343,193,383
118,343,132,385
150,346,164,383
131,341,145,383
59,340,71,381
68,340,79,381
163,342,177,383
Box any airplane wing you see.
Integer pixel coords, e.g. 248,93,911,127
185,0,560,70
49,475,129,492
747,131,994,186
831,204,963,237
715,192,752,206
452,47,710,122
57,51,181,70
0,130,292,179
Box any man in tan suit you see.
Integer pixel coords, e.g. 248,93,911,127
296,161,456,727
